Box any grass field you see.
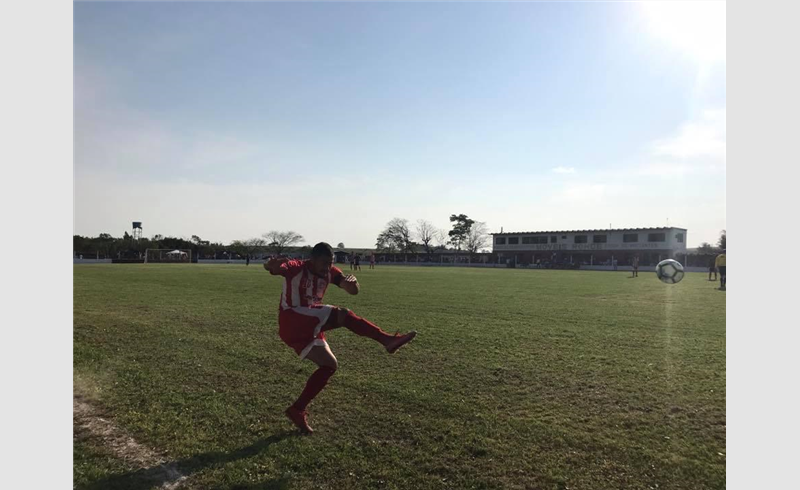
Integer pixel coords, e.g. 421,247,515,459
73,264,726,490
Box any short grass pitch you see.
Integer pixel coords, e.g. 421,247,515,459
74,264,725,489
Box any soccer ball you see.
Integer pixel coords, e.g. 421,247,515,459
655,259,685,284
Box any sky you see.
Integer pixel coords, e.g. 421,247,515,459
74,1,726,248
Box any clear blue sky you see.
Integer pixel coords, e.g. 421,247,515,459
74,1,726,248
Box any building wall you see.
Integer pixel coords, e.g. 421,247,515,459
492,228,687,254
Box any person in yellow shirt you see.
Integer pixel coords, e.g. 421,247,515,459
714,250,726,290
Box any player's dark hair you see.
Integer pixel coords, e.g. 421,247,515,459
311,242,334,259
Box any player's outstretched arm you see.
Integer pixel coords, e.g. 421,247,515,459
264,257,289,275
339,274,360,295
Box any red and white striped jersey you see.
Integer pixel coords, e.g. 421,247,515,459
273,260,344,310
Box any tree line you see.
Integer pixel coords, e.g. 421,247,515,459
73,230,307,259
74,214,492,260
696,229,726,254
375,214,490,256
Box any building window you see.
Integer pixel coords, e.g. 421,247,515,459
561,235,567,239
676,233,684,243
522,236,547,244
574,235,588,244
550,236,557,243
496,237,506,245
508,237,519,245
623,234,639,243
648,233,666,242
593,235,607,243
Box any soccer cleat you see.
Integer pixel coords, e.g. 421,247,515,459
285,406,313,434
386,331,417,354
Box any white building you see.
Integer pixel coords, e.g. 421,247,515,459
491,227,687,267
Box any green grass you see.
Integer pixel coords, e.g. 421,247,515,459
74,264,725,490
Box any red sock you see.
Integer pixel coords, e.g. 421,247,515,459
292,366,335,411
343,310,392,343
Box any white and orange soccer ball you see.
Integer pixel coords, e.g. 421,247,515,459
655,259,685,284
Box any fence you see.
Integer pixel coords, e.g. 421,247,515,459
74,259,712,273
73,258,113,264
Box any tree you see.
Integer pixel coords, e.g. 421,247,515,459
375,230,396,253
433,229,449,250
160,236,194,251
448,214,474,251
717,229,726,250
231,237,267,257
415,219,437,254
376,218,415,254
202,241,225,259
337,242,345,249
263,230,304,255
246,237,266,255
191,235,209,246
465,222,489,255
186,235,209,257
229,240,247,257
391,218,416,253
73,235,94,256
97,233,115,258
697,242,716,254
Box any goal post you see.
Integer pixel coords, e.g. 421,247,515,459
144,249,193,264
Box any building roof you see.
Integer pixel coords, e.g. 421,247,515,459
333,248,375,254
491,227,686,235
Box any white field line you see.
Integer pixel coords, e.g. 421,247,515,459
73,396,187,489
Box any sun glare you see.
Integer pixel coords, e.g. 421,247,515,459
641,1,726,64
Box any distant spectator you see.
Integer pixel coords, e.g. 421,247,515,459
708,257,717,281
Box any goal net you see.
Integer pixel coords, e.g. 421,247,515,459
144,249,193,263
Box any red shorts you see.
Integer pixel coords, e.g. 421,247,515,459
278,305,337,359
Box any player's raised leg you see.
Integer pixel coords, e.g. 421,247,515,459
323,307,417,354
285,344,338,434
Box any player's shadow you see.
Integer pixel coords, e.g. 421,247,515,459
76,431,297,490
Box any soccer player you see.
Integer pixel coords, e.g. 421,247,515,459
708,257,717,281
631,255,639,278
369,253,376,269
264,242,417,434
354,254,361,271
715,250,726,290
